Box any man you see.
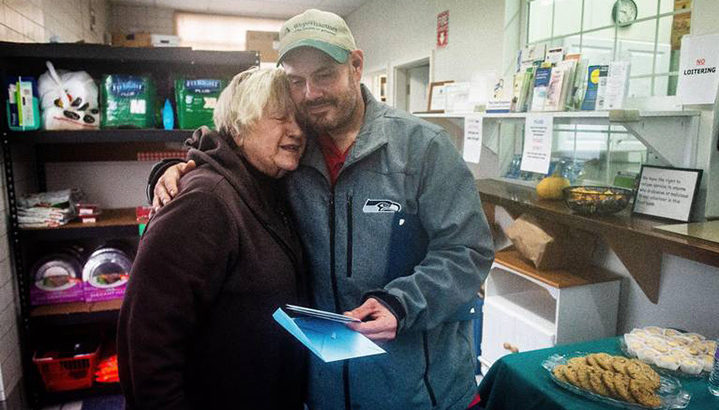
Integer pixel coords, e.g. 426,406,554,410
150,9,494,409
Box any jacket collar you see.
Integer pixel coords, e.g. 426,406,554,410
300,84,389,180
186,128,299,262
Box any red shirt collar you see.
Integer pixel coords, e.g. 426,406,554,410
316,134,353,186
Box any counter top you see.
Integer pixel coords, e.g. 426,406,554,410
476,179,719,303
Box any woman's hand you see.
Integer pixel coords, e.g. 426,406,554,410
153,160,197,211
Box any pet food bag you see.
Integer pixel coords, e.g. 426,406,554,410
101,75,155,128
38,62,100,130
30,248,85,306
175,78,225,129
82,245,132,302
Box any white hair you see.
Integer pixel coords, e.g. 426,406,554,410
213,66,294,141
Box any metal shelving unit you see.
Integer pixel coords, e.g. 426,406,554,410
0,42,258,408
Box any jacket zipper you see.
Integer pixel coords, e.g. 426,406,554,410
346,192,353,278
329,192,340,313
329,190,352,410
423,332,438,407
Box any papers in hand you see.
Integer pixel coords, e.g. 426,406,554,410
273,307,386,363
284,304,361,323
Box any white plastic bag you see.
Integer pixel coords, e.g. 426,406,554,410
38,61,99,130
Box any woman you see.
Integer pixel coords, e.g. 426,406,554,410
118,67,307,409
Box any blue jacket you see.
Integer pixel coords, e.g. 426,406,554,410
285,86,494,409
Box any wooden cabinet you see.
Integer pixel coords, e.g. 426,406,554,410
479,248,621,374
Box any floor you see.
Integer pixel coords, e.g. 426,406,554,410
41,396,124,410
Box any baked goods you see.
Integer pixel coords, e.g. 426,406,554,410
623,326,715,376
551,353,663,407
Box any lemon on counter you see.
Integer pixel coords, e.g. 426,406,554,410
536,175,570,199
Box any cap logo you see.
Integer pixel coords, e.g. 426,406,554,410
288,21,339,36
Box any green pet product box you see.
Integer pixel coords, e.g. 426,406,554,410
101,75,155,128
175,78,225,129
5,76,41,131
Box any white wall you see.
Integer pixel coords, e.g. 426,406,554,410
0,0,110,401
347,0,507,107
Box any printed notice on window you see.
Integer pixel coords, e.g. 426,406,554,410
677,34,719,105
633,167,701,222
520,114,553,174
463,115,483,164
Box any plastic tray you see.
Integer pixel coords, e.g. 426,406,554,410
619,338,708,379
541,352,691,409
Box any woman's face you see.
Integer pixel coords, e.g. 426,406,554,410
239,110,306,178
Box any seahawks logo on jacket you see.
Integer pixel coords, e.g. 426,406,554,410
362,199,401,213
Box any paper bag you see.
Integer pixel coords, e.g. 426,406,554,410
503,214,595,270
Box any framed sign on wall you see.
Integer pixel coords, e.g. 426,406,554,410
632,165,702,222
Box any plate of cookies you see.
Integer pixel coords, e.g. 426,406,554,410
542,352,691,409
622,326,715,378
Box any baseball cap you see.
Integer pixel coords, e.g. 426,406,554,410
277,9,357,65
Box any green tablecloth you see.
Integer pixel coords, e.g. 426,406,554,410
477,337,717,410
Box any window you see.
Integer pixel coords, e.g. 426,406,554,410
525,0,692,97
175,12,283,52
500,0,694,186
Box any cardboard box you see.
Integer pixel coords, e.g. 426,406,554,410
246,30,279,62
151,34,180,47
112,32,152,47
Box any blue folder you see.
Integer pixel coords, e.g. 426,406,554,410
273,308,386,363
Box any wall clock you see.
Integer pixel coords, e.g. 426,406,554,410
612,0,638,27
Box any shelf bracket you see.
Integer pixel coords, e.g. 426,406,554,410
603,230,662,304
616,116,699,168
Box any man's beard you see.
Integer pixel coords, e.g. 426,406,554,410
298,84,358,134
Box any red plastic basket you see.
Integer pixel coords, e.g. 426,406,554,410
33,345,99,392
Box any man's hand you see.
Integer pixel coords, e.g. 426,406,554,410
153,160,196,211
344,298,397,342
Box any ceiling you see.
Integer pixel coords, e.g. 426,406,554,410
110,0,371,19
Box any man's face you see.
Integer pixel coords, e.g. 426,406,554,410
282,47,363,134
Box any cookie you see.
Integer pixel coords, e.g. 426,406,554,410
613,374,636,403
588,370,610,397
635,360,661,389
625,360,647,380
612,356,630,374
553,365,568,383
601,370,620,399
629,378,662,408
562,365,580,387
594,353,614,371
585,354,600,368
567,356,588,367
575,366,593,391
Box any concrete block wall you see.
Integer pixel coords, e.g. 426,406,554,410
110,3,174,35
0,0,109,401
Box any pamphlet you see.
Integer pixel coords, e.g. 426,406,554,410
273,307,386,363
545,46,565,65
531,67,552,111
581,65,603,110
599,61,630,110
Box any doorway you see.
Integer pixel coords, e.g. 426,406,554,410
393,57,430,114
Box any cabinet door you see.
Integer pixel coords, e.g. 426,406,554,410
514,310,555,353
480,298,517,366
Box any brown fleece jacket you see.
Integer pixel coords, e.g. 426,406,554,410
118,127,307,409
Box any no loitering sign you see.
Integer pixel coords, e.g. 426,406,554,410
677,34,719,105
